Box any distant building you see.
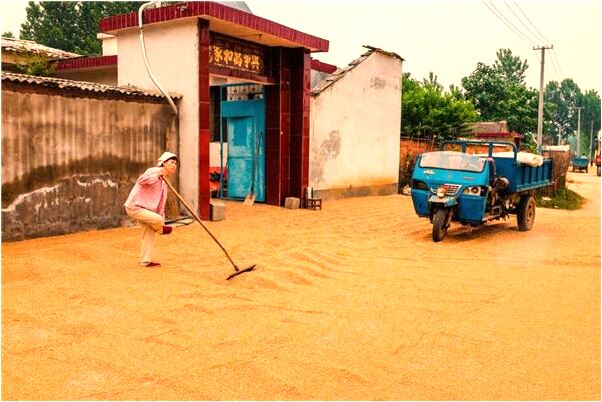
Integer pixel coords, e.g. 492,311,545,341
467,120,523,147
1,37,79,73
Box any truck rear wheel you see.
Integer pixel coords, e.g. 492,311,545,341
517,195,536,231
432,208,451,242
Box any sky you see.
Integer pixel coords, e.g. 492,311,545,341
1,0,600,92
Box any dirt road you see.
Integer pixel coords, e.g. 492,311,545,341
2,171,600,400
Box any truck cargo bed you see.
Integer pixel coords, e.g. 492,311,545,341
493,156,552,193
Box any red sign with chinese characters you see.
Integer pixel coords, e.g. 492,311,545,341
209,34,265,74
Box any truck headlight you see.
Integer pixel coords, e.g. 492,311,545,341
412,180,428,190
462,186,482,196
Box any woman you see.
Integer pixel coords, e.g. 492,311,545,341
124,151,178,267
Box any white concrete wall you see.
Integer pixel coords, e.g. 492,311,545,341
309,52,402,194
210,142,228,167
115,20,200,209
101,36,118,56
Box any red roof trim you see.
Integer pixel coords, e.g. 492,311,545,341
98,1,329,52
476,132,524,138
311,59,337,74
56,55,117,71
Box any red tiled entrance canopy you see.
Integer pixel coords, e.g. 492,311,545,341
99,1,329,53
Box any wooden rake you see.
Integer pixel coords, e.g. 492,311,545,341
161,177,256,280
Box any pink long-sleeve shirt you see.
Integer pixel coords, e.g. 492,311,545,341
124,167,168,216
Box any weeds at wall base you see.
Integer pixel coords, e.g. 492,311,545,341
536,187,583,210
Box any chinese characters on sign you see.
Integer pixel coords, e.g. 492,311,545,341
209,35,264,74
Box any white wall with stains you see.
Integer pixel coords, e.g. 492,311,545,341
114,20,200,210
309,51,402,198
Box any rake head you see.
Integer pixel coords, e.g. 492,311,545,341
226,264,257,280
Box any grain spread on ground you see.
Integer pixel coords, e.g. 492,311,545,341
2,171,600,400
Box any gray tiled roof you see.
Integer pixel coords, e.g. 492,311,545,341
311,45,404,96
468,121,509,134
1,37,80,60
1,72,182,99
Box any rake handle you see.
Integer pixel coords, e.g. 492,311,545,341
161,176,239,270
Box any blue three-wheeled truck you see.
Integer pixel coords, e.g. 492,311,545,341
411,141,552,242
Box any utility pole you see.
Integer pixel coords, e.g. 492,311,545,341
589,120,594,161
534,45,553,148
572,106,584,155
554,122,562,145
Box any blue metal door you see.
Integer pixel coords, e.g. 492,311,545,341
221,90,265,202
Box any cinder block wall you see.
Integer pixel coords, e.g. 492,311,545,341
1,84,178,241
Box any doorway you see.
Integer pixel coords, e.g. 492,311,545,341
218,83,265,202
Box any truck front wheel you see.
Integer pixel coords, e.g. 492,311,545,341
597,166,601,176
432,208,451,242
517,195,536,231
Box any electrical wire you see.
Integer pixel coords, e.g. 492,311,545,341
511,1,564,83
551,49,564,82
485,1,565,86
483,0,537,47
534,52,554,84
504,1,550,46
513,1,552,45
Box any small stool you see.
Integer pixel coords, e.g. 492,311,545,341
306,198,322,210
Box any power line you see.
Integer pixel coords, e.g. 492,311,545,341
535,49,560,83
513,1,552,45
483,1,537,47
511,1,564,82
534,53,552,83
486,1,563,87
551,49,564,82
504,1,549,46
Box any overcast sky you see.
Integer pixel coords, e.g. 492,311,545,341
2,0,600,92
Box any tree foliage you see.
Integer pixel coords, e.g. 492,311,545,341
577,89,601,155
3,31,15,38
20,1,145,55
402,72,478,140
545,79,600,152
461,49,543,136
544,79,581,143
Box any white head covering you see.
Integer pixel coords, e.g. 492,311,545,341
157,151,178,167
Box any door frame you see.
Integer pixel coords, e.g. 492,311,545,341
217,83,265,201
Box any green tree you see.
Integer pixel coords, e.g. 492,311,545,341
544,79,583,143
494,48,528,84
578,89,601,156
461,49,542,136
20,1,145,55
2,31,15,38
402,72,478,140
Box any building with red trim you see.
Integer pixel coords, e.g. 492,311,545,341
58,1,329,220
57,1,403,220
